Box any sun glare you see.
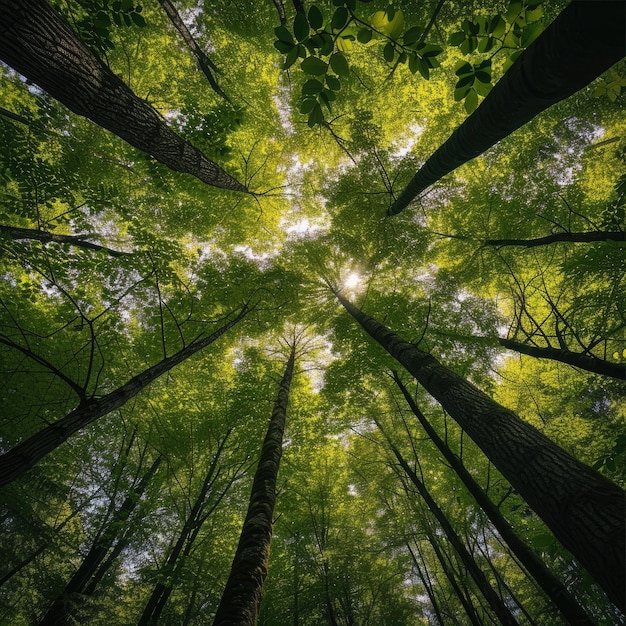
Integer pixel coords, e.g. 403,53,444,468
344,272,360,289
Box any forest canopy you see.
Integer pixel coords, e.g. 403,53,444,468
0,0,625,624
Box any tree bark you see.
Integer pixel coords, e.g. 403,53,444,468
0,0,247,193
0,224,130,258
388,1,626,215
0,304,250,487
39,455,162,626
392,371,596,625
384,433,519,625
212,348,296,626
334,290,626,612
156,0,230,102
484,230,626,249
496,337,626,380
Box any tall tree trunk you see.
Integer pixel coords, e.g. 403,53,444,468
39,455,162,626
406,543,446,626
0,304,250,486
392,371,597,625
383,430,519,625
138,431,233,626
0,224,130,257
388,1,626,215
156,0,230,102
0,0,247,193
333,290,626,611
212,348,296,626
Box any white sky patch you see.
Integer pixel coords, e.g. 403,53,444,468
344,272,360,289
390,121,425,159
273,83,295,134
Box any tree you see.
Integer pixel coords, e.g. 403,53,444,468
388,1,626,214
0,303,251,486
212,346,295,625
331,287,625,611
0,0,247,193
391,370,596,625
39,452,162,625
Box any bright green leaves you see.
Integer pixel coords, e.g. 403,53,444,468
454,59,492,113
59,0,147,54
301,56,329,75
272,2,443,128
448,0,544,113
593,71,626,102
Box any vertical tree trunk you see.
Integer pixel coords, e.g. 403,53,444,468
0,0,247,193
0,304,250,486
39,455,162,626
392,371,596,625
212,348,296,625
383,432,519,625
388,1,626,215
138,431,233,626
334,290,626,612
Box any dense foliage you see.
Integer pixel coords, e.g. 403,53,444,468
0,0,624,624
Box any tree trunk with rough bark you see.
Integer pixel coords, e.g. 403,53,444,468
0,0,247,193
388,1,626,215
484,230,626,248
0,305,250,487
39,456,162,626
334,289,626,612
392,371,596,625
212,348,295,626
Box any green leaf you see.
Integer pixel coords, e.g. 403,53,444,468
326,75,341,90
520,21,543,47
383,42,395,63
330,52,349,76
477,36,495,53
505,1,523,24
357,28,372,44
448,31,465,46
489,14,506,37
455,74,474,89
460,37,478,54
274,39,294,54
454,84,471,101
307,102,325,127
130,11,146,27
308,5,324,30
283,45,300,69
417,57,429,80
294,13,310,42
532,533,554,549
475,70,491,84
300,98,317,114
274,25,295,44
464,89,478,114
403,26,422,46
94,11,111,27
331,7,349,30
474,80,492,97
302,78,324,95
455,61,472,76
301,56,329,75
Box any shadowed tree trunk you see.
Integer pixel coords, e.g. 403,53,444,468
381,426,519,625
484,230,626,248
392,371,596,625
39,455,162,626
139,431,237,625
156,0,230,102
212,347,296,625
406,543,446,626
332,288,626,612
388,1,626,215
0,224,130,258
0,0,247,193
0,304,250,487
